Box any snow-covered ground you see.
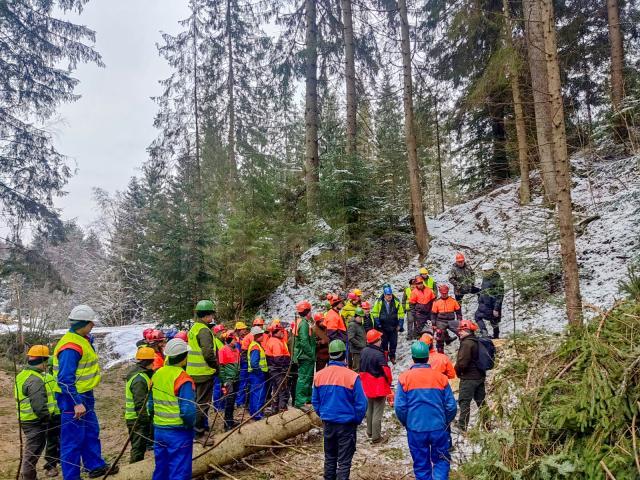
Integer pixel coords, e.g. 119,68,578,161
263,154,640,333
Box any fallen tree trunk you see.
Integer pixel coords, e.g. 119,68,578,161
110,408,321,479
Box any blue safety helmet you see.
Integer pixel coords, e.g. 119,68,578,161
383,285,393,295
162,327,178,340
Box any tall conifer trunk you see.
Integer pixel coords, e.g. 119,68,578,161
342,0,357,155
226,0,238,180
540,0,583,328
503,0,530,204
606,0,628,143
522,0,557,205
398,0,429,259
304,0,320,216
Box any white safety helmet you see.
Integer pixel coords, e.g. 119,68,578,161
481,262,496,271
250,326,265,336
164,338,191,357
68,305,99,324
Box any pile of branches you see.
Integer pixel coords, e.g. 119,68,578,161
461,300,640,479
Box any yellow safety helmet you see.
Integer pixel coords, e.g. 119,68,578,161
235,321,248,330
353,288,362,297
27,345,50,357
136,346,156,361
419,267,429,276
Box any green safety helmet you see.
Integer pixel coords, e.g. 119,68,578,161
195,299,215,312
411,341,430,359
354,307,365,316
328,340,347,355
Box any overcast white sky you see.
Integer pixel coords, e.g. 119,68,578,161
53,0,189,228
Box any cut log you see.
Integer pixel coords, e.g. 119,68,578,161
109,408,321,479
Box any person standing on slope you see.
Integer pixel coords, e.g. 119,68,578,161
371,284,405,363
402,278,416,339
150,338,196,480
409,276,436,341
15,345,60,480
218,331,241,431
237,317,264,408
395,342,457,480
448,253,478,306
264,324,291,414
431,284,463,353
359,330,392,444
186,299,219,444
420,334,456,379
455,319,485,431
293,301,316,409
419,267,438,297
361,301,374,332
325,294,348,344
247,326,269,419
124,346,155,464
347,308,367,371
313,312,330,371
212,324,226,413
340,289,362,324
475,262,504,339
312,340,367,480
53,305,117,479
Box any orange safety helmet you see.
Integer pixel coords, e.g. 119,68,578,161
361,301,371,310
420,333,434,346
458,319,479,332
253,317,265,326
438,284,450,295
313,312,325,323
455,252,465,263
415,275,425,284
296,300,312,314
366,329,383,344
327,294,343,306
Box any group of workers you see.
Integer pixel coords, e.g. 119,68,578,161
14,252,502,480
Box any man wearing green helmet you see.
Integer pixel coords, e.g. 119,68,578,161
186,299,219,443
395,341,457,480
312,340,367,480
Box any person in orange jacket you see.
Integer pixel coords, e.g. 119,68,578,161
409,276,436,335
264,325,291,413
420,334,456,379
431,284,463,353
324,294,348,344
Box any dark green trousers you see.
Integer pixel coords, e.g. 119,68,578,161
126,419,151,463
457,378,486,431
294,360,315,407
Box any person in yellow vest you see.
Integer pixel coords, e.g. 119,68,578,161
149,338,196,480
15,345,59,479
124,346,155,463
186,299,218,443
53,305,117,479
45,355,61,476
247,326,268,419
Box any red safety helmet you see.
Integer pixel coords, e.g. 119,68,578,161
313,312,325,323
438,284,450,295
458,319,478,332
361,301,371,310
366,329,383,344
149,329,166,342
296,300,312,314
415,275,425,284
327,294,343,307
455,252,465,263
347,292,358,301
253,317,265,326
142,328,154,341
213,324,226,334
175,331,188,342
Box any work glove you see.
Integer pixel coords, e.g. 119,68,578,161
386,391,395,407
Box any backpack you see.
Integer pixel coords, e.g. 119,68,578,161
473,337,496,372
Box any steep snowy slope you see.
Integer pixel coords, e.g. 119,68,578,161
262,154,640,332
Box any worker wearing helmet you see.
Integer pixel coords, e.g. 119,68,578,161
312,312,330,372
402,278,416,338
148,329,167,371
218,331,241,431
53,305,117,478
264,324,291,413
15,345,60,479
420,334,456,380
124,347,155,463
340,289,362,324
347,308,367,371
418,268,437,297
45,355,61,476
293,301,316,409
371,284,405,363
448,253,478,305
455,319,485,431
150,338,196,480
359,330,393,444
186,299,218,443
247,327,269,419
137,328,155,348
409,276,436,345
475,262,504,339
395,342,457,480
237,317,264,408
324,294,347,344
431,284,463,353
212,324,227,413
312,340,367,479
360,301,374,332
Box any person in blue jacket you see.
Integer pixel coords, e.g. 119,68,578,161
53,305,117,479
312,339,368,480
247,326,269,419
395,341,457,480
149,338,196,480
